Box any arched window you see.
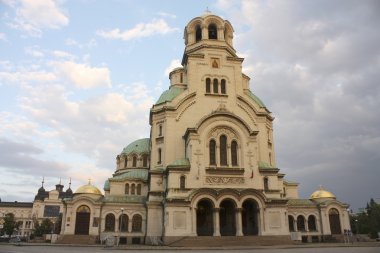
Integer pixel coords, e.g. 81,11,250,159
180,175,186,189
119,214,128,232
143,155,148,167
308,215,317,231
288,216,295,232
221,79,226,94
180,73,183,83
213,78,218,93
158,124,162,136
132,156,137,167
297,216,306,231
208,24,217,39
220,135,227,166
206,78,211,93
131,184,135,195
264,177,269,191
132,214,142,232
209,139,216,165
105,213,115,231
125,183,129,195
231,140,238,166
124,156,127,168
195,25,202,42
158,148,162,164
137,184,141,195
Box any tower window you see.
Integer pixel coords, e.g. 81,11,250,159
132,156,137,167
124,156,128,168
131,184,136,195
143,154,148,167
264,177,269,191
180,175,186,189
137,184,141,195
180,73,183,83
209,139,216,165
158,124,162,136
213,79,218,93
195,25,202,42
221,79,226,94
208,24,217,39
206,78,211,93
125,183,129,195
231,140,238,166
158,148,162,164
220,135,227,166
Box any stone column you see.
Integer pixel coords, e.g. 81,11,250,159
128,218,132,233
235,208,243,236
213,208,220,236
192,207,197,236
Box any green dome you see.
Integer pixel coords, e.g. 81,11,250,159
245,90,266,108
110,169,148,182
121,138,150,155
104,180,110,191
155,86,185,105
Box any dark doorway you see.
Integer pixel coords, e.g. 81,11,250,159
219,199,236,236
242,200,259,235
75,205,90,235
329,208,342,234
196,199,213,236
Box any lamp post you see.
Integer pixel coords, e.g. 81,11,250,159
117,208,124,246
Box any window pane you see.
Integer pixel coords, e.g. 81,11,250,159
209,140,216,165
221,79,226,94
231,141,238,166
220,135,227,165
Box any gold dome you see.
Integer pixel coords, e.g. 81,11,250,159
75,182,102,195
310,186,336,200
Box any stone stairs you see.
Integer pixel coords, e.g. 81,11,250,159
57,235,98,245
165,235,295,247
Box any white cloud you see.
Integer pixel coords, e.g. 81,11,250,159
96,19,179,41
65,38,97,49
52,61,111,89
0,33,8,42
158,11,177,19
6,0,69,37
164,59,182,76
51,50,75,60
25,46,44,57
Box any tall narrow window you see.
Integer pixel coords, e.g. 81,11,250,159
124,156,128,168
269,152,272,166
137,184,141,195
132,156,137,167
206,78,211,93
180,73,183,83
231,140,238,166
158,148,162,164
221,79,226,94
143,155,148,167
180,175,186,189
132,214,142,232
131,184,136,195
220,135,227,166
159,125,162,136
125,183,129,195
195,25,202,42
308,215,317,231
105,214,115,231
209,139,216,165
213,79,218,93
297,216,306,231
264,177,269,191
208,24,217,39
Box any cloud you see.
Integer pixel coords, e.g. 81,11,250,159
164,59,182,76
25,46,44,57
96,19,179,41
0,33,8,42
65,38,97,49
52,61,111,89
5,0,69,37
158,11,177,19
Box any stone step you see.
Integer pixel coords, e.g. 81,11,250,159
57,235,97,245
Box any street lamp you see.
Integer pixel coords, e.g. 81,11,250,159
117,208,124,246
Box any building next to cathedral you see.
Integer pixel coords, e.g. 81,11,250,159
0,12,351,245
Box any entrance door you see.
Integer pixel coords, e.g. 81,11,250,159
196,199,213,236
75,205,90,235
242,200,259,235
219,199,236,236
329,208,342,234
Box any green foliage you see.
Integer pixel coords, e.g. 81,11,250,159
33,218,53,237
2,213,20,237
351,198,380,238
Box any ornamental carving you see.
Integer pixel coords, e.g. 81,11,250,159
209,126,237,140
205,176,244,184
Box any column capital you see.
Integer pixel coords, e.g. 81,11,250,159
235,208,243,213
213,208,220,212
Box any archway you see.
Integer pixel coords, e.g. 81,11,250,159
329,208,342,234
242,199,259,235
219,199,236,236
196,199,213,236
75,205,90,235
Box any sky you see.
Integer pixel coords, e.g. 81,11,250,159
0,0,379,211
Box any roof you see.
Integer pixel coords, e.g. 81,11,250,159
310,186,336,200
0,202,33,208
287,199,316,207
110,169,148,182
75,183,102,195
121,138,150,155
167,158,190,167
245,90,266,108
155,86,186,105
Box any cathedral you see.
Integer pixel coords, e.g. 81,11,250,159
0,12,351,245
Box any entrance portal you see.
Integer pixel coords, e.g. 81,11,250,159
219,199,236,236
75,205,90,235
242,199,259,235
329,208,342,234
196,199,214,236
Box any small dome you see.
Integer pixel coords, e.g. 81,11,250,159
121,138,150,155
310,186,336,200
75,182,102,195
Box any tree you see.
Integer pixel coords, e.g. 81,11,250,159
2,213,21,237
350,198,380,238
33,219,53,237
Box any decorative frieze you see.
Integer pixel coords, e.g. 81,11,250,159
205,176,244,185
